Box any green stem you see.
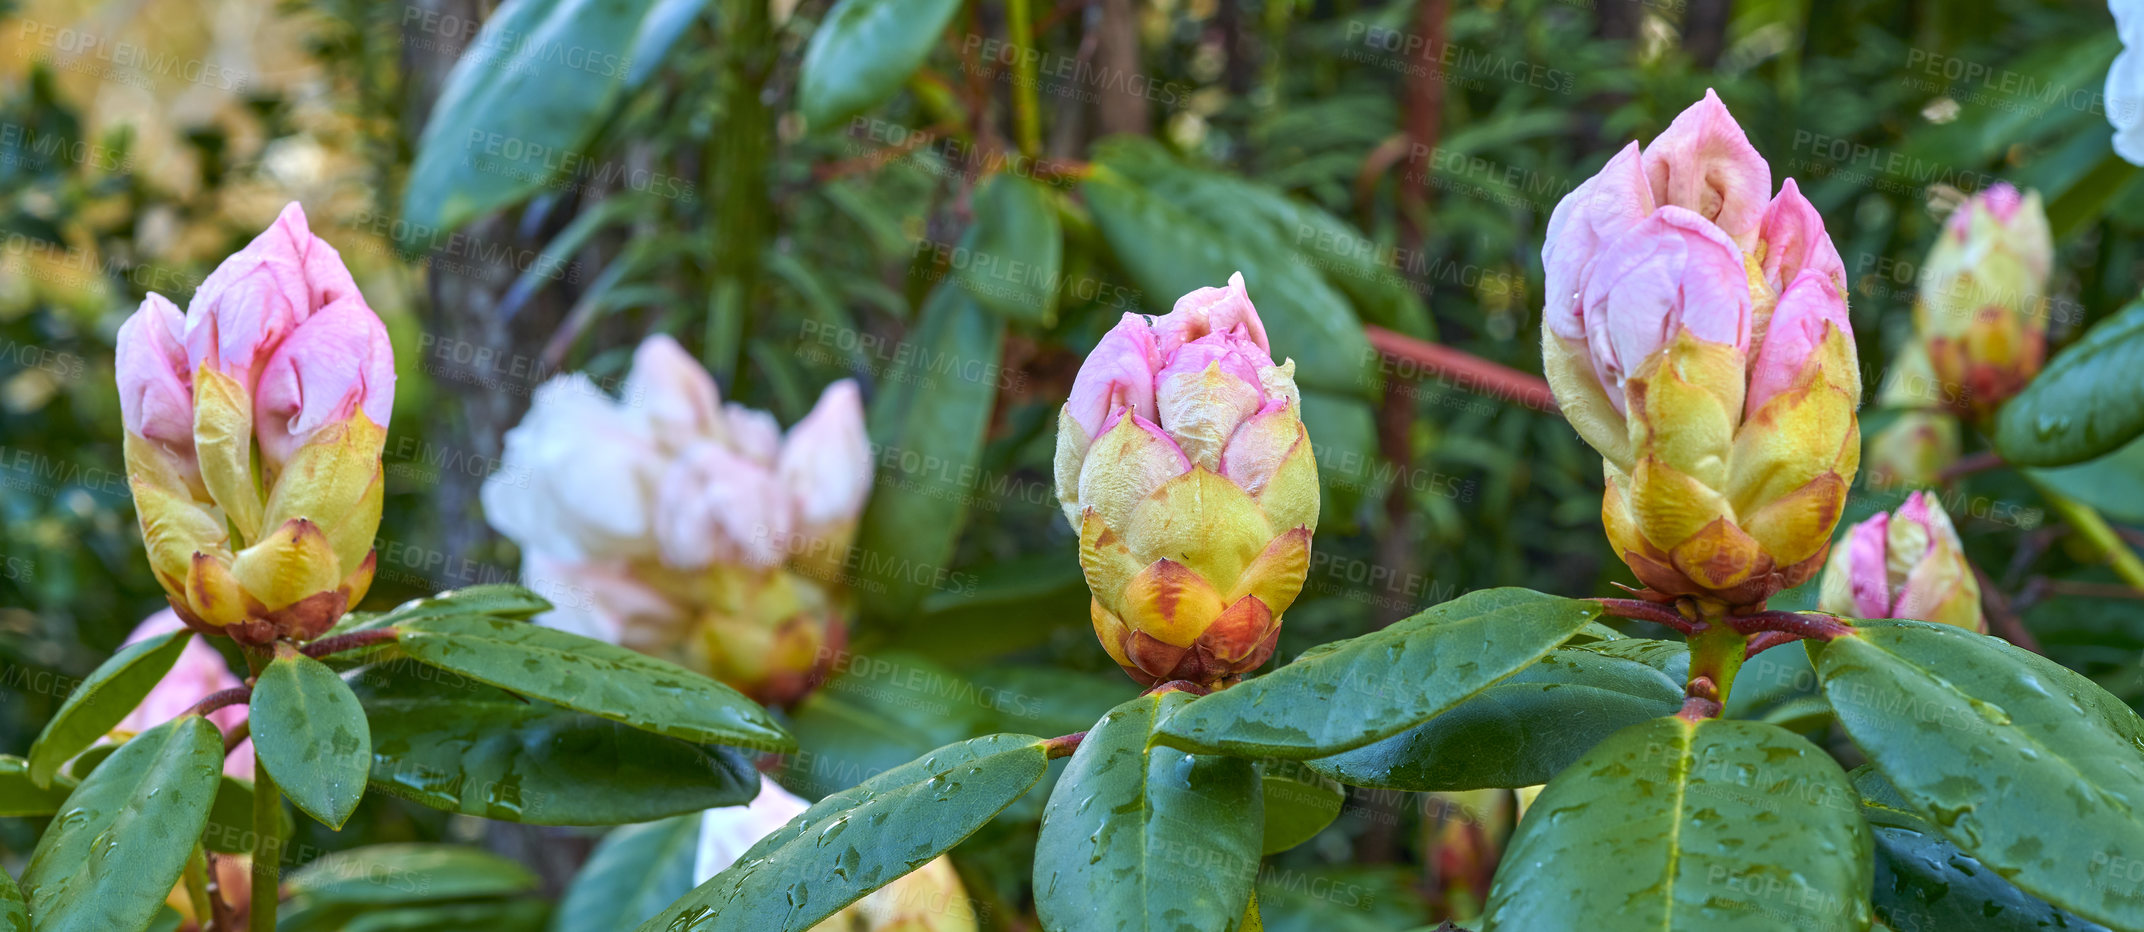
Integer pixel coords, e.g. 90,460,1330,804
1685,609,1748,714
2036,481,2144,590
1004,0,1041,157
182,847,214,930
244,648,279,932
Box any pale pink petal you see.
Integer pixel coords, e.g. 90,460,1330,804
1065,313,1161,438
1641,89,1773,247
1757,179,1845,295
656,441,792,570
779,380,873,530
1544,143,1655,341
115,293,194,446
252,296,396,470
1577,206,1751,409
722,404,783,466
483,375,664,563
184,202,360,382
623,334,723,442
1154,271,1270,356
117,610,249,777
1746,270,1851,416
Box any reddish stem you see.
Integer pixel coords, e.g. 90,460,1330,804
1676,694,1722,721
1142,679,1214,697
187,687,252,719
1722,610,1854,641
1043,732,1086,760
1743,630,1803,658
1594,598,1703,636
300,627,401,659
1365,326,1559,414
1938,450,2004,483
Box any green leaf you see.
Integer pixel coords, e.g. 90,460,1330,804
1151,588,1602,758
794,0,964,129
1812,620,2144,928
1083,158,1374,397
364,693,758,825
22,716,224,932
392,614,791,751
401,0,705,239
1480,716,1873,931
1307,643,1680,791
2026,434,2144,524
250,649,373,829
552,816,702,932
287,844,539,906
0,868,24,932
1035,692,1263,932
0,756,71,816
1995,297,2144,467
1259,760,1341,855
852,284,1005,620
332,585,555,637
1852,767,2111,932
954,173,1064,323
639,733,1051,932
26,628,192,786
204,776,292,854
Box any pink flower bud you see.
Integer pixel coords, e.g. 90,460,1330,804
252,296,396,471
1757,179,1846,297
1153,271,1270,357
656,441,795,570
778,381,873,537
1577,206,1751,411
1746,270,1852,416
184,202,365,383
1064,315,1160,440
1819,491,1984,631
1544,143,1655,344
115,293,194,448
1640,89,1773,249
623,334,723,441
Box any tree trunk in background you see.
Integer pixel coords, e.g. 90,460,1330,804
1095,0,1149,135
1595,0,1643,42
1685,0,1731,68
399,0,586,894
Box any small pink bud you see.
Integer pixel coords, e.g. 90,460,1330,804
1821,491,1983,631
184,202,363,382
1577,206,1751,409
1153,271,1270,357
1640,89,1774,248
1745,270,1851,416
1756,179,1846,297
623,334,723,441
777,380,873,537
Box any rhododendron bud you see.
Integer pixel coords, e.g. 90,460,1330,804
1819,492,1984,632
1054,273,1317,687
485,335,871,705
118,203,394,644
696,778,979,932
1863,346,1961,491
1914,183,2054,418
1541,93,1861,609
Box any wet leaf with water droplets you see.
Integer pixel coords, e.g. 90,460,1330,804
1152,588,1602,758
1813,619,2144,929
1308,643,1682,791
252,650,372,829
22,715,222,932
637,733,1049,932
286,843,537,906
1852,766,2112,932
1035,692,1264,932
316,584,553,642
1480,716,1872,931
394,614,791,752
1996,297,2144,466
26,629,192,787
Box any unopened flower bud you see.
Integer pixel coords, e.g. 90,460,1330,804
118,204,394,644
1914,183,2054,418
1541,91,1861,610
1863,346,1961,491
1819,491,1984,631
1054,273,1317,687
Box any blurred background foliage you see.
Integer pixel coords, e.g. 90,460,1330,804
2,0,2141,926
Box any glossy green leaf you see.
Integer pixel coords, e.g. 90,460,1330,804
392,614,791,751
250,649,372,829
204,776,292,854
1083,156,1374,397
0,868,23,932
327,585,555,638
2026,434,2144,524
0,756,70,816
1812,620,2144,928
954,173,1063,323
26,628,191,786
852,284,1005,620
22,716,223,932
364,693,757,825
639,733,1051,932
1995,297,2144,467
287,844,538,905
552,816,701,932
1480,716,1873,931
1151,588,1602,758
402,0,706,239
794,0,964,128
1307,644,1680,791
59,745,116,782
1853,767,2110,932
1259,761,1341,855
1035,692,1263,932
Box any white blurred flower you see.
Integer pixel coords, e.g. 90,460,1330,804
2109,0,2144,163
